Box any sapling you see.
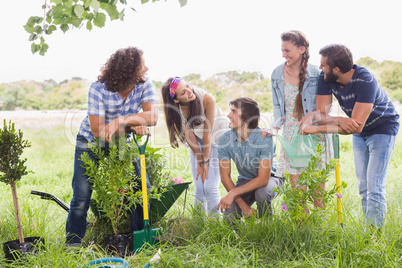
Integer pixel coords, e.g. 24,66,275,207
0,120,32,243
81,135,160,235
275,144,347,223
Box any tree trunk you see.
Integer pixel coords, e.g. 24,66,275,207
11,182,24,243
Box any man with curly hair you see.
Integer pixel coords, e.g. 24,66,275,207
65,47,158,246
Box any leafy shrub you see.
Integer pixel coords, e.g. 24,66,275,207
275,144,346,223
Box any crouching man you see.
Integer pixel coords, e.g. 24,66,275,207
217,97,283,223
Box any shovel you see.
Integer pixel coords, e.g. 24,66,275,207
333,133,343,226
132,131,161,254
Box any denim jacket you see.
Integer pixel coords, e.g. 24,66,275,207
271,62,320,129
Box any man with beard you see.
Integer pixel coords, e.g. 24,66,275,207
300,44,399,232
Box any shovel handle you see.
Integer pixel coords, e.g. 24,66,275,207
132,131,150,221
140,154,149,220
132,131,149,155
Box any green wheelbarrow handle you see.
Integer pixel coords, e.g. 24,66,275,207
132,130,149,155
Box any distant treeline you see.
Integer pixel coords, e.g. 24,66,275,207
1,58,401,112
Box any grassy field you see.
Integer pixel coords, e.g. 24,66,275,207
1,119,402,267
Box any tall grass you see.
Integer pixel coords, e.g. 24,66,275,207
1,124,402,267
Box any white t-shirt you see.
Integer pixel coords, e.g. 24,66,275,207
181,88,229,145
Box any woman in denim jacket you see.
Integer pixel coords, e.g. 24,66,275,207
270,30,333,208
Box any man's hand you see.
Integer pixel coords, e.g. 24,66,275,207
130,125,150,136
300,125,318,135
243,208,257,219
100,119,120,142
299,111,316,128
337,117,361,133
217,192,235,212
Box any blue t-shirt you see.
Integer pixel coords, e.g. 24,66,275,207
317,65,399,136
78,76,158,143
218,128,276,181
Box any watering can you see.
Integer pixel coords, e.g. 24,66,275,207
276,127,317,167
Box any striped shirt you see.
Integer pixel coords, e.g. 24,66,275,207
317,65,399,136
78,77,158,142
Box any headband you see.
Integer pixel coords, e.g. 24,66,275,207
169,78,181,99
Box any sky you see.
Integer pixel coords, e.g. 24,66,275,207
1,0,402,84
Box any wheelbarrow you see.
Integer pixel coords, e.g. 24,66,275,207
30,183,191,224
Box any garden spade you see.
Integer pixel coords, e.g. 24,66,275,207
333,133,343,226
132,132,161,254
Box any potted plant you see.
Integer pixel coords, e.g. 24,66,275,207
80,135,161,256
0,120,44,261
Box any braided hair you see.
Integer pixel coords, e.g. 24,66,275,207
281,30,310,121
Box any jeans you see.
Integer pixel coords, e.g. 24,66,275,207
189,137,222,215
353,133,396,228
224,175,284,224
66,135,150,243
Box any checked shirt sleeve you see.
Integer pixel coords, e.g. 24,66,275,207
87,82,106,118
139,77,158,105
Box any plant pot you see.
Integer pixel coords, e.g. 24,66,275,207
3,236,45,262
104,233,133,257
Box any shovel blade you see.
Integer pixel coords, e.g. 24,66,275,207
133,225,161,254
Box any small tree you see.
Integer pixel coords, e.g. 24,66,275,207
0,120,32,243
81,135,161,236
275,144,346,223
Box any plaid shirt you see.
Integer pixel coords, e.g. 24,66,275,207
78,77,158,143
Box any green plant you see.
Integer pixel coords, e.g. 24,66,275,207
25,0,188,55
275,144,346,223
80,135,163,236
0,120,33,243
144,146,166,188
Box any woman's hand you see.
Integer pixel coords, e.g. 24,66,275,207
260,128,278,138
201,162,209,183
196,163,205,182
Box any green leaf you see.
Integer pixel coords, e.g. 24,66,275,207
178,0,187,7
104,4,119,20
90,0,101,11
39,43,49,56
74,4,85,18
60,24,69,32
24,24,35,34
50,0,63,4
71,17,82,27
31,43,40,54
118,8,125,20
47,25,57,34
93,12,106,27
34,26,43,34
141,0,149,3
86,21,93,30
83,0,91,8
28,33,38,41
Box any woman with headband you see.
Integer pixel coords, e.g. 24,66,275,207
161,77,229,215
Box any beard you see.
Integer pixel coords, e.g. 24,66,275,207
324,69,338,82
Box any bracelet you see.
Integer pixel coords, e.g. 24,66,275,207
200,158,210,164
